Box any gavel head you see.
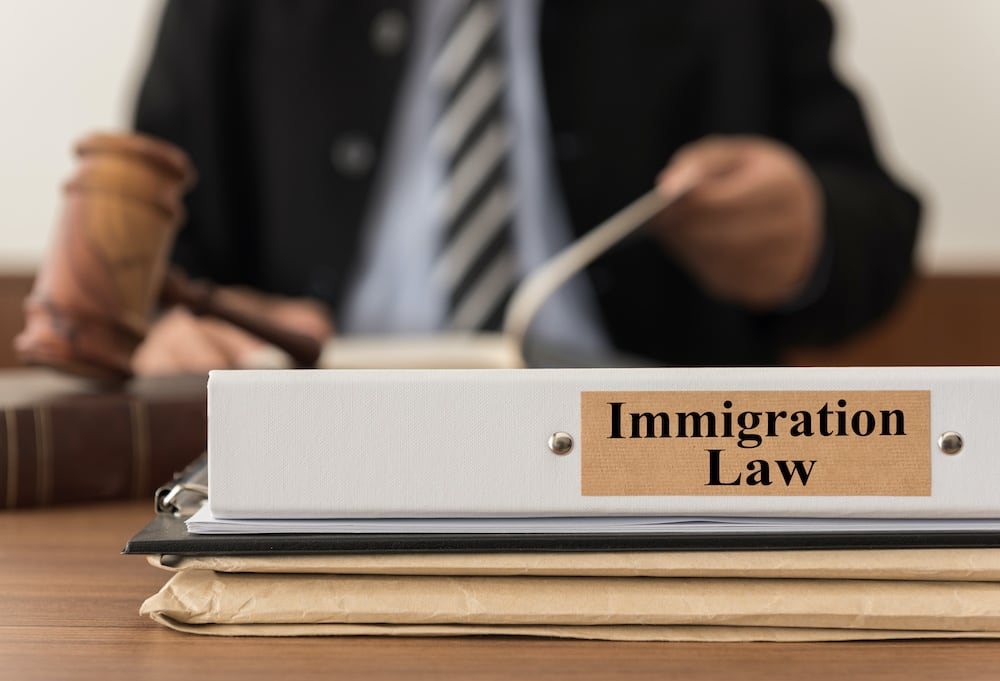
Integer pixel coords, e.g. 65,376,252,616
15,132,195,383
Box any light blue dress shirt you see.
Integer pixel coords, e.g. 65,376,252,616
341,0,610,355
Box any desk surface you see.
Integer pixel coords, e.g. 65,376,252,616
4,502,1000,681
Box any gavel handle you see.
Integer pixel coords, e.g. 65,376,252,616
161,268,323,369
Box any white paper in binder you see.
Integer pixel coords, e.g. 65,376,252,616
205,365,1000,521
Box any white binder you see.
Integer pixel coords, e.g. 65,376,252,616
206,366,1000,519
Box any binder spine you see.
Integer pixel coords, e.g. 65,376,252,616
208,366,1000,519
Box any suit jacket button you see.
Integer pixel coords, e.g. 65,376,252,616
371,8,408,56
330,133,376,178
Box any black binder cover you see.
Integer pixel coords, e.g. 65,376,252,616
125,413,1000,556
123,511,1000,556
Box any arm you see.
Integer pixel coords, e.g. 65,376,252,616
649,0,919,347
769,0,920,345
133,1,333,374
134,0,250,284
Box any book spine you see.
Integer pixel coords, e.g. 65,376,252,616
208,366,1000,519
0,396,205,508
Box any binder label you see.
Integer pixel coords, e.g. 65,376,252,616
580,390,930,496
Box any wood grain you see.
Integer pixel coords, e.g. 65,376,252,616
786,274,1000,366
2,501,1000,681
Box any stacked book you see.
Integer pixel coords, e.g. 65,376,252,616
0,369,206,508
127,365,1000,640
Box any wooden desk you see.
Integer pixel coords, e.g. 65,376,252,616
2,503,1000,681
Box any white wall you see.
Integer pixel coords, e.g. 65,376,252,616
0,1,998,273
826,0,1000,272
0,0,162,270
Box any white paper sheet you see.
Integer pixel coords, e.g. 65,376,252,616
186,505,1000,535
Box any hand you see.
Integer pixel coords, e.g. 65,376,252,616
132,286,334,375
651,135,824,310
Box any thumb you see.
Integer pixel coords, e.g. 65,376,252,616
657,136,748,197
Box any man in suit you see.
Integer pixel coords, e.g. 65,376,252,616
132,0,919,372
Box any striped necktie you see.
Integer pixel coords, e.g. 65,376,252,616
430,0,517,331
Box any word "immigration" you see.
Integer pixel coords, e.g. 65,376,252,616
607,399,906,449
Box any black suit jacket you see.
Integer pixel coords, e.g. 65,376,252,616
135,0,919,365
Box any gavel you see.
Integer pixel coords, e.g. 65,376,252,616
15,132,322,383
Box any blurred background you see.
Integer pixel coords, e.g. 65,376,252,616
1,0,998,365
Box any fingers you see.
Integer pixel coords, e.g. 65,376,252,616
132,285,337,376
650,135,824,309
213,287,335,343
132,306,268,375
659,136,801,210
266,298,335,343
657,136,750,198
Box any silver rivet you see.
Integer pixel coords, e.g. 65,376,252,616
371,9,408,56
938,431,963,455
548,432,574,456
